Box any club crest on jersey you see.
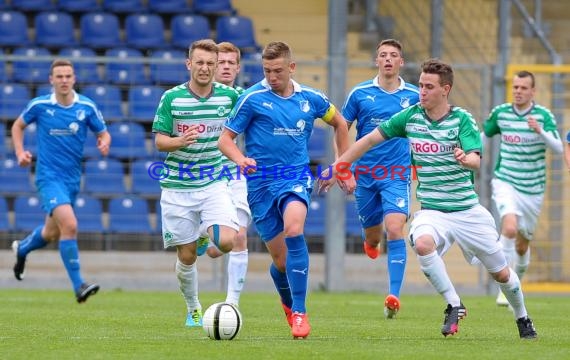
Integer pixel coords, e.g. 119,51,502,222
400,97,411,108
299,100,310,113
217,106,226,117
447,129,458,139
76,109,86,121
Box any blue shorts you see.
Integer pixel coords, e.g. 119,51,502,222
37,180,79,215
248,179,313,241
354,178,410,229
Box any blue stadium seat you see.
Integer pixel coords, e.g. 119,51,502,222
74,194,104,232
0,157,34,195
12,47,52,84
58,47,101,84
305,195,326,237
12,0,55,12
148,0,190,14
58,0,101,13
215,16,260,51
83,158,127,196
0,11,30,47
81,84,124,121
125,13,165,50
102,0,146,14
308,126,327,164
108,196,153,233
149,49,188,85
13,195,44,232
0,196,9,231
0,83,31,121
241,51,264,87
170,14,210,50
0,124,5,156
80,12,122,50
192,0,236,15
104,47,148,85
127,85,163,122
35,84,53,96
130,158,161,197
345,199,362,238
34,11,77,49
107,121,148,160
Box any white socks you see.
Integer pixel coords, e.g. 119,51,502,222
226,250,248,305
515,248,530,281
176,259,200,312
498,268,527,319
418,252,461,307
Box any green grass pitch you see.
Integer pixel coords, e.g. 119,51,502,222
1,289,569,359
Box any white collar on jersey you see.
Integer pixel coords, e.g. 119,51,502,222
261,78,302,93
373,76,406,91
49,91,79,105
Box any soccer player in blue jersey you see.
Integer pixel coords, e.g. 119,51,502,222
11,59,110,303
218,41,351,339
342,39,419,319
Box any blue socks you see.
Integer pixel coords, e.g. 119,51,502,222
387,239,407,298
59,239,84,292
285,235,309,314
269,262,292,309
17,226,48,257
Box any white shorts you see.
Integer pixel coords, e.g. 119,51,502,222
409,204,506,273
229,178,251,227
160,182,239,248
491,178,543,239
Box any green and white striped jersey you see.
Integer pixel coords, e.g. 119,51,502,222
152,82,239,191
218,84,244,180
483,103,559,195
379,104,482,212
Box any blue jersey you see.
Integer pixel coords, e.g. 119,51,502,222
225,79,335,186
342,76,419,186
21,92,106,184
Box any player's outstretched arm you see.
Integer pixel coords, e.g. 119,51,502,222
218,128,256,174
96,130,111,157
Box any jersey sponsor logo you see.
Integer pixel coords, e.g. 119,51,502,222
299,100,310,113
411,141,457,153
69,122,79,134
46,109,55,116
76,109,86,121
366,95,376,102
262,101,273,109
175,122,222,134
409,125,428,133
296,120,306,132
501,134,537,144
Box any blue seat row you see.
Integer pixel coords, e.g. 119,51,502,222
0,0,236,15
0,194,155,234
0,11,257,51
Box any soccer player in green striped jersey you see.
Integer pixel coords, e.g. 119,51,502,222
320,59,537,339
482,71,563,307
152,39,240,328
202,41,251,307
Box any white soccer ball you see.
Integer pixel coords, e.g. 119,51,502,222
202,302,243,340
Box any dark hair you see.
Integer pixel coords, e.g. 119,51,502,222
515,70,535,88
421,58,454,87
50,58,74,75
262,41,292,61
376,38,403,56
188,39,218,59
